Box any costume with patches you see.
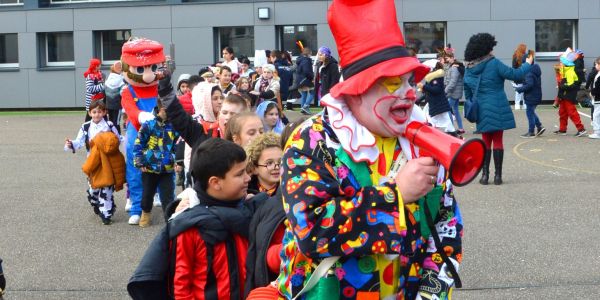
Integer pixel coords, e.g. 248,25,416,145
270,1,463,299
276,103,462,300
120,38,166,220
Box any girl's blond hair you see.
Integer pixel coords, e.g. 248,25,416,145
245,132,281,171
225,111,260,142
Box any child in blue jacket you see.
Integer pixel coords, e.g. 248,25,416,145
134,100,180,227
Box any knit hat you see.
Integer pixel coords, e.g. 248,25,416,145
560,48,576,66
178,73,191,86
262,64,276,73
318,46,332,57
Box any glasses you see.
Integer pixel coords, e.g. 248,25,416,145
257,160,282,170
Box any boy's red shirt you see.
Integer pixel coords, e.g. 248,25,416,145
174,230,248,300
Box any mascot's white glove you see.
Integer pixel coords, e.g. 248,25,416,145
138,111,155,124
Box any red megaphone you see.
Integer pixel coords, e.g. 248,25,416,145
404,121,486,186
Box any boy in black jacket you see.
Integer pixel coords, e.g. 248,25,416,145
128,138,267,300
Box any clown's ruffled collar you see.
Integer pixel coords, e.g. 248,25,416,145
321,94,426,163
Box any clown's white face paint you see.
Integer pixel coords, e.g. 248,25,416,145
346,73,416,137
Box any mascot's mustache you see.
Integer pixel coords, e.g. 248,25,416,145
126,71,152,84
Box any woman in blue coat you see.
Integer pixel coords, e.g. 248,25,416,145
463,33,532,185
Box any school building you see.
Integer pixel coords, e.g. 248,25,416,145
0,0,599,109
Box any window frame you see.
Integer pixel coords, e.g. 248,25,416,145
40,32,75,68
94,29,131,65
534,19,578,59
0,33,19,69
0,0,23,6
276,24,318,59
402,21,447,60
214,26,255,63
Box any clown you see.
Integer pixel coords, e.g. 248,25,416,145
120,38,166,225
270,0,463,299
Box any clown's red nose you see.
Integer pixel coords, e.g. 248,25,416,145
405,89,416,101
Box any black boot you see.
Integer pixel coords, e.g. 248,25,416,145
479,149,491,185
493,149,504,185
0,258,5,296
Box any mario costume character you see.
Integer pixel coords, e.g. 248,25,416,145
272,1,463,299
120,38,166,225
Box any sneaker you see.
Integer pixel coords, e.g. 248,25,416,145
457,129,466,135
588,133,600,139
125,198,132,212
300,108,311,115
520,132,535,138
553,130,567,135
575,129,587,137
101,217,113,225
536,127,546,137
153,194,161,207
128,215,140,225
139,211,152,228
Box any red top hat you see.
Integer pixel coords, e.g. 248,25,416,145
121,38,165,67
328,0,429,98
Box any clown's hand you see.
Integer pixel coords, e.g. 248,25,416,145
395,157,439,203
158,69,173,97
138,111,155,124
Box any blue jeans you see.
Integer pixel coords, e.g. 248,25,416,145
448,97,463,130
300,89,314,109
525,104,542,133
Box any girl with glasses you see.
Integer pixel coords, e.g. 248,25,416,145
245,132,282,196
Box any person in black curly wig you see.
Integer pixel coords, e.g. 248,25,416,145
464,33,497,62
463,32,533,185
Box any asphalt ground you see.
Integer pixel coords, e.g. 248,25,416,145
0,105,599,299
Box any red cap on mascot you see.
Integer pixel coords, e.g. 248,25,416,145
328,0,429,98
121,38,165,67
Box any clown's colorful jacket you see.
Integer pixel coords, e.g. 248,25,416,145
276,98,462,300
133,116,179,174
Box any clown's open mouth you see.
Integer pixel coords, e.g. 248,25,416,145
390,104,411,123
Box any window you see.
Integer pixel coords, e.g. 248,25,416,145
0,33,18,68
403,22,446,58
215,27,254,61
38,32,74,67
94,30,131,64
535,20,577,55
0,0,23,5
277,25,318,57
